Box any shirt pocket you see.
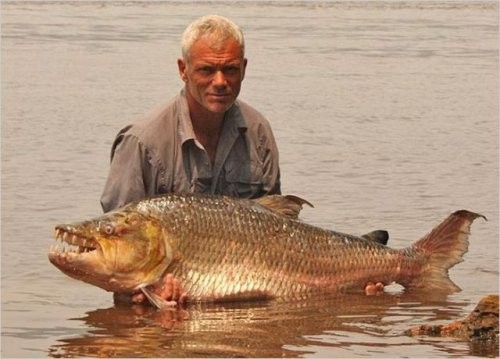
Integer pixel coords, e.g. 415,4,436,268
224,159,264,198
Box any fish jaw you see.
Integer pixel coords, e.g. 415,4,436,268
48,209,171,293
49,227,114,289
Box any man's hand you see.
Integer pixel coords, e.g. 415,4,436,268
114,274,187,307
132,274,187,305
365,282,384,295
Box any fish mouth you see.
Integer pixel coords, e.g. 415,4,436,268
49,227,100,257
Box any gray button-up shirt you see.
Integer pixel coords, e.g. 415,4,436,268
100,91,281,212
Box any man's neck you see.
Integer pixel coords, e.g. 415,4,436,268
191,111,224,137
187,97,225,166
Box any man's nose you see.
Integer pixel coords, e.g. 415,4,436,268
213,70,227,87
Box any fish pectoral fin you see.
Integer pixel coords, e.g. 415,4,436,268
140,286,177,310
362,230,389,245
255,195,314,219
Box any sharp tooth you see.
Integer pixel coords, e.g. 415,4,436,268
63,232,69,242
82,239,87,247
71,235,78,245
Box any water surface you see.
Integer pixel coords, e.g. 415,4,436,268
1,1,498,357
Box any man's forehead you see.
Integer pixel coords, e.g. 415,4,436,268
189,36,243,58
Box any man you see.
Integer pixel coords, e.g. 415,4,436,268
102,15,280,305
101,15,280,213
102,15,382,306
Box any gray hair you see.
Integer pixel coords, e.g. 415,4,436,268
181,15,245,61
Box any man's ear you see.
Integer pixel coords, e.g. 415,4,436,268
241,58,248,81
177,58,187,82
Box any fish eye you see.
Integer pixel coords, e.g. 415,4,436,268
102,225,114,235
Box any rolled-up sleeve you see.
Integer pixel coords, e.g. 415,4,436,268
100,134,150,212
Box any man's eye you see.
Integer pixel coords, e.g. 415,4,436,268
198,67,214,75
223,66,238,75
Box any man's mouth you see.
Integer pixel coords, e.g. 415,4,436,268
209,93,229,98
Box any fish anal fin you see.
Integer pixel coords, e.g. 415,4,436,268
255,195,313,219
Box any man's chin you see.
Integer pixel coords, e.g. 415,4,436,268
205,101,234,114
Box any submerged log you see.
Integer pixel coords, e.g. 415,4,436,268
406,294,499,341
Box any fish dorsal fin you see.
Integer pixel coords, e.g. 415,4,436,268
255,195,314,219
361,230,389,245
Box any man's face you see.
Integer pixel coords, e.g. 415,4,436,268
178,36,247,115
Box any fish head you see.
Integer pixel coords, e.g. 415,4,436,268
48,208,170,293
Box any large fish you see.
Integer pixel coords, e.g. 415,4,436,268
48,193,485,308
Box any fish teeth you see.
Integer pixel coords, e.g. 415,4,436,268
51,227,98,257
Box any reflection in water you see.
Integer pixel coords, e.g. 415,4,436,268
48,292,497,358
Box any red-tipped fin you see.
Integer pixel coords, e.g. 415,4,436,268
405,210,486,292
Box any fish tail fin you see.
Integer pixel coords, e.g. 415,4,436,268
404,210,486,292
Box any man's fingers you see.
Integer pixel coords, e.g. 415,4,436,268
178,293,187,304
365,281,384,296
158,274,182,301
172,278,181,300
161,274,175,300
365,282,376,296
124,274,187,307
131,292,146,304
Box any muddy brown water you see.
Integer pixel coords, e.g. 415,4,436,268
2,1,498,357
